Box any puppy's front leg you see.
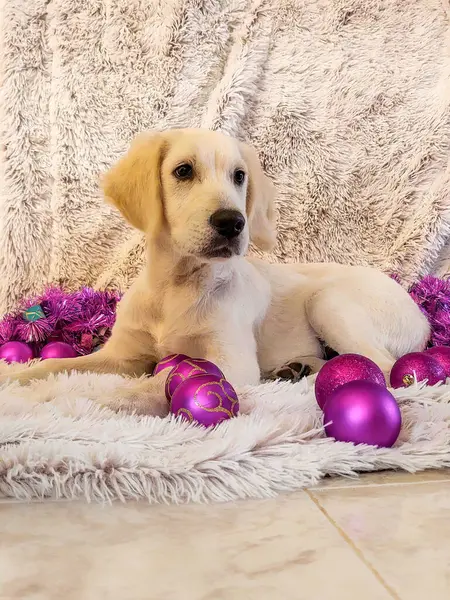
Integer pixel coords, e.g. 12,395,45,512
0,348,151,386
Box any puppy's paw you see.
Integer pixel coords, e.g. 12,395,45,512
270,362,312,382
105,373,170,417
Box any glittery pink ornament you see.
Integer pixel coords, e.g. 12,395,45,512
324,380,401,447
170,374,239,427
153,353,190,376
165,358,224,400
315,354,385,409
425,346,450,377
40,341,78,360
0,341,34,364
390,352,446,388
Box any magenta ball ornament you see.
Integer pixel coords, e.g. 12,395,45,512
165,358,224,400
389,352,446,388
39,341,77,360
425,346,450,378
323,380,401,447
170,374,239,427
315,353,385,409
153,353,190,376
0,341,34,364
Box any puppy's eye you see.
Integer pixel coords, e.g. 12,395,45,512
234,169,246,185
173,164,193,180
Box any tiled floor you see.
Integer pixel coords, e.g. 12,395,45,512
1,471,450,599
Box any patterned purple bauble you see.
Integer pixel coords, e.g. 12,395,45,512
324,380,401,447
315,353,385,409
165,358,224,400
153,353,190,376
170,374,239,427
390,352,446,388
425,346,450,377
40,341,78,360
0,341,34,364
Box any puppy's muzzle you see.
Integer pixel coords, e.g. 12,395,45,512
209,209,245,240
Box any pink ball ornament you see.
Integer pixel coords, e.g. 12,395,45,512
425,346,450,378
170,374,239,427
40,341,78,360
153,353,190,376
324,380,401,447
0,341,34,364
315,353,385,409
165,358,224,400
390,352,446,388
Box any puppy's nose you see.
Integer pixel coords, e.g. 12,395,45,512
209,209,245,239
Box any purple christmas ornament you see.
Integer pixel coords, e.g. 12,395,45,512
315,353,385,409
425,346,450,377
390,352,446,388
153,353,190,376
40,341,78,360
165,358,224,400
170,374,239,427
324,380,401,448
0,341,34,364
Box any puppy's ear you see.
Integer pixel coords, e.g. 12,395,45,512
102,132,166,234
240,142,277,251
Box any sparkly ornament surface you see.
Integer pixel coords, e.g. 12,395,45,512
315,353,385,409
425,346,450,377
324,380,401,447
23,304,45,322
40,341,78,360
390,352,446,388
170,374,239,427
153,353,190,376
0,341,34,364
165,358,224,400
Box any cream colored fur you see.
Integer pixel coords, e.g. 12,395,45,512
1,130,430,416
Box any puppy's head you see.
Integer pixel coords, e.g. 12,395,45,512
102,128,276,260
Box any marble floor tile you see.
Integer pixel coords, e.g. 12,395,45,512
0,493,392,600
311,480,450,600
310,468,450,490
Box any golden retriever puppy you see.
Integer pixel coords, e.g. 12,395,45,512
1,129,430,415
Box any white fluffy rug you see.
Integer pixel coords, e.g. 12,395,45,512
1,373,450,503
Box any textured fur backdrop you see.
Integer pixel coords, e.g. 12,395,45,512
1,0,450,314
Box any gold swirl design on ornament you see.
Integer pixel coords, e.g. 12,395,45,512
182,359,209,378
193,378,239,416
176,408,194,422
159,354,181,367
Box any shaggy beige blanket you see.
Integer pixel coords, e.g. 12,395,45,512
1,0,450,314
1,369,450,502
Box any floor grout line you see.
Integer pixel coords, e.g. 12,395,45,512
305,489,401,600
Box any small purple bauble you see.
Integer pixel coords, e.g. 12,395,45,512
324,380,401,447
165,358,224,400
153,353,190,376
170,374,239,427
315,353,385,409
426,346,450,378
39,341,78,360
390,352,446,388
0,341,34,364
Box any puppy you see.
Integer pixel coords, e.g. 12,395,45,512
1,129,430,415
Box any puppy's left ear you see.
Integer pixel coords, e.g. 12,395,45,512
240,142,277,251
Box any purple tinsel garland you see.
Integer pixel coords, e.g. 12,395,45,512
0,276,448,357
0,287,122,356
408,276,450,347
